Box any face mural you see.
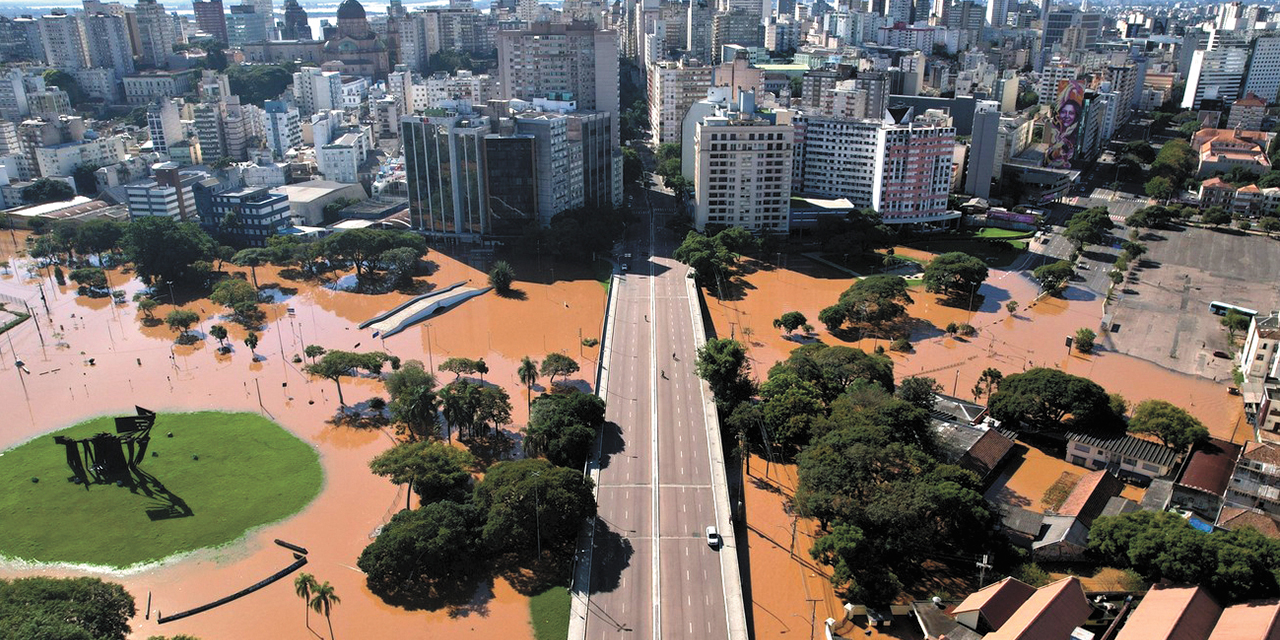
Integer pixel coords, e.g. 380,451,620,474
1045,79,1086,170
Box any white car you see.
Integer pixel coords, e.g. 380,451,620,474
706,525,720,548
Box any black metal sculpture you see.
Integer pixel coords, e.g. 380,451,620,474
55,406,155,484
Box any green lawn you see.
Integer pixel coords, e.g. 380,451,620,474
529,586,571,640
0,411,322,568
971,227,1034,240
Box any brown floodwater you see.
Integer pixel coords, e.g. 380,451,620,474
0,233,605,640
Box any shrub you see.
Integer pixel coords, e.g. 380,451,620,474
890,337,912,352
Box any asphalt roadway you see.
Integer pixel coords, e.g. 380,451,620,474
584,188,731,640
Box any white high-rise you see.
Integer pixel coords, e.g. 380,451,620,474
38,13,89,71
1244,36,1280,105
83,12,135,78
292,67,342,116
648,60,714,146
689,89,794,232
135,0,177,69
263,100,301,160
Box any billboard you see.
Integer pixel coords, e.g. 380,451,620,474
1044,79,1085,170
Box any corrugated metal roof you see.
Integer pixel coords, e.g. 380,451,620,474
1066,430,1180,468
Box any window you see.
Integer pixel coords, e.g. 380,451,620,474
1142,463,1159,472
1073,444,1090,453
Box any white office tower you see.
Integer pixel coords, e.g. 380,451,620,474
689,88,794,233
135,0,177,68
1244,36,1280,106
292,67,343,116
985,0,1008,27
38,13,89,71
147,98,183,158
1183,31,1250,109
0,70,29,122
263,100,301,160
83,12,135,78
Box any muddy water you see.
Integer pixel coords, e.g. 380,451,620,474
712,251,1243,443
0,236,605,639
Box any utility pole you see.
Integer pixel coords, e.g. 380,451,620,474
976,554,992,589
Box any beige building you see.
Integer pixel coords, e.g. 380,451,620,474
647,60,714,147
496,22,620,147
690,88,793,233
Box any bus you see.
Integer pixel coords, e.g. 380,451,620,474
1209,301,1258,317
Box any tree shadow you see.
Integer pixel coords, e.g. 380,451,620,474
494,288,528,300
496,548,575,597
595,421,625,471
462,429,516,467
586,520,634,595
365,565,493,614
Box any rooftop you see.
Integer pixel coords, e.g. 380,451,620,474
1243,441,1280,466
985,576,1091,640
277,181,366,203
1066,429,1180,469
953,577,1038,631
1178,438,1242,497
1056,470,1125,527
1217,507,1280,539
1115,584,1222,640
1209,599,1280,639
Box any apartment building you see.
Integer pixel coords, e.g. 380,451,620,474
690,89,794,233
648,60,715,146
134,0,177,69
263,100,302,160
496,22,620,146
292,67,343,116
146,98,184,158
38,13,89,71
125,162,198,221
1226,441,1280,515
317,125,371,184
209,187,292,246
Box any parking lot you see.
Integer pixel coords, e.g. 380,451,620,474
1105,225,1280,380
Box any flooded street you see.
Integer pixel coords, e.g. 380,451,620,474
0,231,605,639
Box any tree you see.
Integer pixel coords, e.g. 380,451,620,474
318,229,426,286
68,267,108,296
137,297,158,319
226,64,292,105
1075,327,1097,353
357,501,482,598
972,367,1003,401
305,350,393,407
922,251,989,298
22,178,75,205
622,146,643,184
439,379,513,440
438,356,479,379
369,441,475,504
165,308,199,340
42,69,85,107
1128,399,1209,451
770,343,896,401
809,523,902,607
820,275,913,336
309,581,340,640
488,260,516,294
473,459,596,560
773,311,807,335
1006,300,1018,315
1202,207,1232,226
1145,175,1176,201
539,352,580,386
1223,309,1250,341
0,576,135,640
1261,217,1280,235
674,230,734,288
211,277,258,309
293,573,317,629
696,338,754,411
1033,260,1075,292
987,368,1112,429
304,344,326,362
389,382,440,441
209,324,228,350
380,246,419,289
74,218,123,263
122,216,217,284
895,376,942,411
518,356,539,411
71,163,100,196
526,388,606,468
244,331,259,357
231,247,274,288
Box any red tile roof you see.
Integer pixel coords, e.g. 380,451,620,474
1209,600,1280,640
1236,93,1268,108
1217,507,1280,539
953,577,1037,631
960,429,1016,481
1179,438,1243,496
1115,584,1222,640
985,577,1092,640
1243,441,1280,466
1056,470,1125,527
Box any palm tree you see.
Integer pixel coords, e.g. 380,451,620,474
294,572,317,629
518,356,539,412
310,580,341,640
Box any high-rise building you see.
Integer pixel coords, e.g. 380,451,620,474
227,4,270,48
689,89,793,232
194,102,226,160
711,9,762,61
985,0,1008,27
146,98,183,157
0,17,43,62
965,99,999,199
648,60,715,146
0,69,28,121
515,111,582,222
83,12,135,78
135,0,176,68
402,113,492,239
292,67,342,115
263,100,301,159
687,0,713,63
127,162,198,220
1244,36,1280,105
193,0,229,44
209,187,292,246
496,22,620,146
1184,44,1249,109
281,0,312,39
38,13,89,71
